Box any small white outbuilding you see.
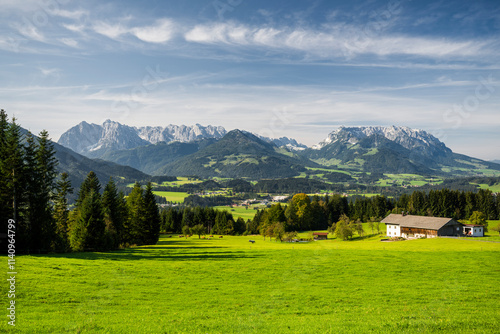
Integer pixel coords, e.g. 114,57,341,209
463,224,484,237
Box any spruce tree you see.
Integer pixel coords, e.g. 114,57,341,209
34,130,58,251
22,132,41,251
143,182,160,245
125,182,145,245
2,118,27,252
53,172,73,252
102,178,125,248
70,172,104,251
80,189,105,250
4,118,25,223
0,110,10,229
77,171,101,206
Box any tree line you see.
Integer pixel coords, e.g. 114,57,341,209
160,206,246,236
249,189,499,240
0,110,160,253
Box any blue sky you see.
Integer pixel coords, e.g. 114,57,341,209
1,0,499,159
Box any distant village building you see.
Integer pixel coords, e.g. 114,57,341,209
382,213,463,238
463,224,484,237
272,196,289,202
313,232,328,240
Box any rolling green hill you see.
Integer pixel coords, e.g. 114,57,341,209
157,130,308,179
98,138,218,175
302,133,500,177
53,141,151,190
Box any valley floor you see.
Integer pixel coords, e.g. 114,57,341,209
2,235,499,333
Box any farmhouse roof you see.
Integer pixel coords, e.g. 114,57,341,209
382,214,461,230
313,232,328,236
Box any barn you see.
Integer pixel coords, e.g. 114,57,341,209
382,213,463,238
313,232,328,240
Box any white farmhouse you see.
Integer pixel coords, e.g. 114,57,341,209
383,213,464,238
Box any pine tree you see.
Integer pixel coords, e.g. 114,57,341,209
125,182,145,245
22,132,41,251
143,182,160,245
181,207,194,229
83,190,105,250
77,171,101,206
0,110,10,230
214,210,228,235
77,189,105,251
35,130,58,251
70,172,104,251
4,118,25,224
234,217,246,235
53,172,73,252
102,178,125,248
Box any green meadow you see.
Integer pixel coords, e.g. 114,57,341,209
2,234,499,333
152,191,190,203
161,177,203,187
214,206,261,221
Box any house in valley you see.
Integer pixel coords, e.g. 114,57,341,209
382,213,464,238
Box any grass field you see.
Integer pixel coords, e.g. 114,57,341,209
162,177,203,187
475,183,500,192
214,205,261,221
152,191,190,203
3,234,499,333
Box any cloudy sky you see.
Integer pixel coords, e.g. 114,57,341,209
1,0,499,160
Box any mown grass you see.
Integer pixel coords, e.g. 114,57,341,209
2,234,499,333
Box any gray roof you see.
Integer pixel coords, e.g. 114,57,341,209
382,214,461,230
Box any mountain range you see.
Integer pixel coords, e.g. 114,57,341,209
18,127,154,201
59,120,306,158
57,121,500,179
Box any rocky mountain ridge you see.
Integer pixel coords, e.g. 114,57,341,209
58,120,306,157
313,125,450,154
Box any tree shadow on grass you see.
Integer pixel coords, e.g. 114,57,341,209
349,233,381,241
29,240,261,261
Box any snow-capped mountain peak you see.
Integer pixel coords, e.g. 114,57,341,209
313,125,450,153
58,120,227,157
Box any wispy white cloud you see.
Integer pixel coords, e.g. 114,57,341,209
92,18,176,44
62,23,87,33
15,23,45,42
59,37,78,48
93,21,128,40
48,8,88,20
130,19,175,44
184,22,492,60
38,67,61,77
